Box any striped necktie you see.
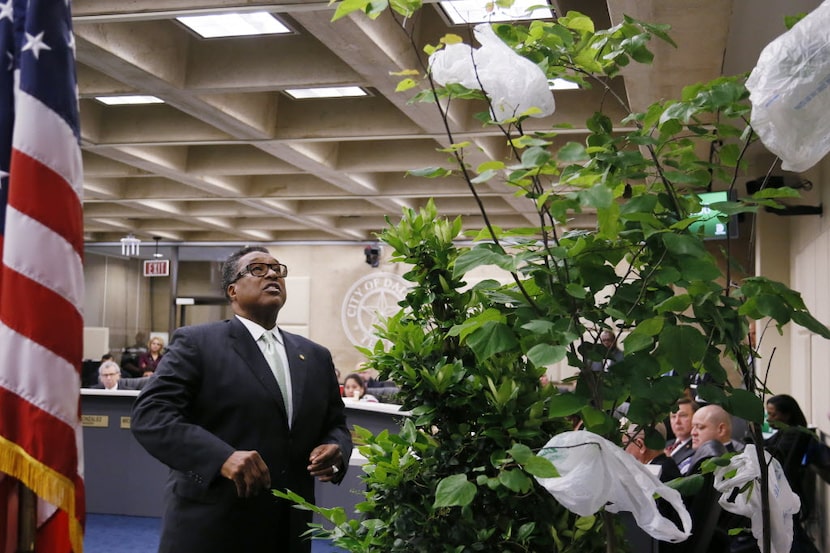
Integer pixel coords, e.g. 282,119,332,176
260,331,292,423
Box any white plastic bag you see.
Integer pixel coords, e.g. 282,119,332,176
429,24,555,123
745,0,830,172
712,448,801,553
535,431,692,543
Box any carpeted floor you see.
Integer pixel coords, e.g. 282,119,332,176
84,514,347,553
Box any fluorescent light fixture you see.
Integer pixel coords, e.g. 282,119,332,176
284,86,368,99
177,12,290,38
549,78,580,90
95,95,164,105
440,0,554,24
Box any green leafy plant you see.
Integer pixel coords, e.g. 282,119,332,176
276,3,830,552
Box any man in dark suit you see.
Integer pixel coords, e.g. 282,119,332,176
89,360,148,390
131,246,352,553
624,423,681,483
665,398,698,468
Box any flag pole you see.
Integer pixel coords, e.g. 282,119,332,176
16,483,35,553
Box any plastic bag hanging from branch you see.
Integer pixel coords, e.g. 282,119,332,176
713,449,801,553
534,431,692,543
429,23,556,123
746,1,830,172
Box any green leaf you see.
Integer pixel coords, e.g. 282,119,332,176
517,522,536,541
477,160,506,173
635,316,664,336
522,455,559,478
521,146,553,168
508,443,535,463
623,332,654,354
662,233,707,257
448,308,504,341
521,319,556,334
453,247,515,277
581,184,614,209
467,321,520,360
718,143,741,167
548,393,587,417
726,389,764,424
434,474,477,508
791,310,830,339
471,169,498,184
658,324,707,374
407,166,451,178
666,474,704,496
331,0,387,21
559,12,595,33
395,78,419,92
750,187,801,200
565,282,588,299
754,294,791,322
499,469,533,493
654,294,692,314
678,257,722,281
557,142,589,162
526,343,568,367
575,515,597,531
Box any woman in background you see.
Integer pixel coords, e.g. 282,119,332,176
343,373,378,403
765,394,819,553
138,336,165,376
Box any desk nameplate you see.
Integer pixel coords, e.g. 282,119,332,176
82,415,109,428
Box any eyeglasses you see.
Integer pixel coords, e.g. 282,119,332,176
234,262,288,281
101,372,120,377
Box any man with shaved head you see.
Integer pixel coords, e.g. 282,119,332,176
679,404,743,474
691,405,732,448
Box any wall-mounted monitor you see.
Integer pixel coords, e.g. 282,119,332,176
688,190,739,240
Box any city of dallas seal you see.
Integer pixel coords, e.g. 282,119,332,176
341,272,409,348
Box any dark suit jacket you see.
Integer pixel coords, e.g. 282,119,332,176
649,453,681,483
667,437,694,468
130,318,352,553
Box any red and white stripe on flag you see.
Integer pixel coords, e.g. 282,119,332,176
0,0,85,551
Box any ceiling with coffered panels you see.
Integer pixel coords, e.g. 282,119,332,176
74,0,821,244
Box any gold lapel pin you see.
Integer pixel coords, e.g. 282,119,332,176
299,354,305,360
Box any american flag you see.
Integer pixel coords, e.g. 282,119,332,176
0,0,85,551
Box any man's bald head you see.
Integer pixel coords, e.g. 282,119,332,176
691,404,732,449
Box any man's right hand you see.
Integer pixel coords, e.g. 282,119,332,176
220,450,271,498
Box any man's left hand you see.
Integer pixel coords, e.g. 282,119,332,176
307,444,343,482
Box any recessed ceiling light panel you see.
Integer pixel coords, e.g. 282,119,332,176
440,0,554,24
95,95,165,105
177,12,291,38
284,86,368,99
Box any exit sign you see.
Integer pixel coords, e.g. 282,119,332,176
143,259,170,277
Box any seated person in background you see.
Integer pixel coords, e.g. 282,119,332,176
137,336,165,376
359,365,395,389
343,373,378,403
120,331,148,377
589,330,623,372
624,422,686,553
624,422,681,483
91,361,150,390
764,396,821,553
665,398,699,467
680,404,743,475
681,404,751,553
